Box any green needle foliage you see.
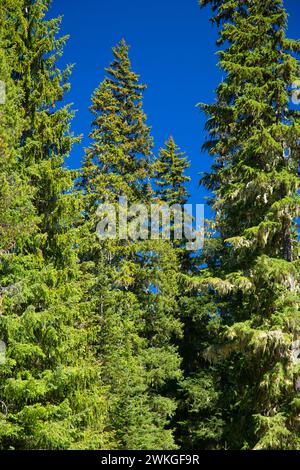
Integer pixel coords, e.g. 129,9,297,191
151,137,223,450
0,0,112,450
82,39,153,205
200,0,300,450
153,136,190,206
152,136,192,269
80,40,183,450
0,0,299,452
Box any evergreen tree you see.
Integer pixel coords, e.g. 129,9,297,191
0,1,36,258
153,136,190,206
175,290,224,450
82,39,152,205
151,137,223,449
80,40,182,450
152,136,191,270
200,0,300,450
0,0,112,449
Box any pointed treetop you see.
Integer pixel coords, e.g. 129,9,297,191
153,136,190,206
81,40,153,204
105,38,146,94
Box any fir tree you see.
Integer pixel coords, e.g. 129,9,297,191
0,0,112,449
200,0,300,450
80,40,182,450
82,39,153,205
153,136,190,206
0,2,36,258
151,137,223,449
152,136,192,270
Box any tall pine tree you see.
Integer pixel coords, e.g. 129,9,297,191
151,137,223,449
82,39,152,205
0,0,112,449
153,136,190,206
200,0,300,450
80,40,183,450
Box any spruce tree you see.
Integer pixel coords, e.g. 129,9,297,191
200,0,300,450
80,40,182,449
82,39,152,205
153,136,190,206
0,0,112,449
151,137,223,449
152,136,192,270
0,2,36,258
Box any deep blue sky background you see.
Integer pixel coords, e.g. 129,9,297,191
50,0,300,208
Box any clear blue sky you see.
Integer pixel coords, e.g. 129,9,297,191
50,0,300,208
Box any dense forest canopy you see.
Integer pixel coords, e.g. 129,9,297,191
0,0,299,451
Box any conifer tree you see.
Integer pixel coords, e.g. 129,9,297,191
82,39,152,205
152,136,192,270
81,41,182,450
151,137,223,449
153,136,190,206
200,0,300,450
0,2,36,258
0,0,112,449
